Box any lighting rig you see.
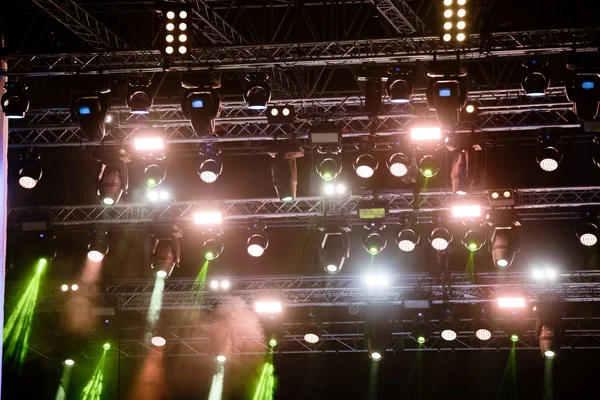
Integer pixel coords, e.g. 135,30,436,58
441,0,470,45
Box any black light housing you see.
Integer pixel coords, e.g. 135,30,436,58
418,154,441,178
271,151,302,202
87,227,109,262
536,133,562,172
181,88,222,136
202,229,225,261
17,148,42,189
426,72,468,128
198,143,223,183
566,73,600,121
95,148,129,206
2,81,29,119
150,227,182,279
247,222,269,257
127,77,153,114
462,229,486,252
489,226,518,269
316,153,342,181
386,66,413,104
244,72,271,110
320,230,350,274
521,59,550,97
71,92,110,141
363,231,387,255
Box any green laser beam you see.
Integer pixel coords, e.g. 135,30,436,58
147,277,165,329
192,260,210,305
208,364,225,400
497,342,518,400
81,350,107,400
3,260,46,364
252,351,276,400
465,252,475,277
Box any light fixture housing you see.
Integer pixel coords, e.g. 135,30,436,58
2,81,29,119
386,66,413,103
71,92,110,141
127,76,153,114
418,154,441,178
316,153,342,181
320,230,350,273
202,229,225,260
536,134,562,172
426,74,468,128
363,231,387,255
462,229,486,252
198,143,223,183
490,226,518,269
87,227,109,262
271,151,302,201
247,222,269,257
576,222,598,246
160,3,191,56
521,59,550,97
429,227,452,251
150,227,182,279
566,73,600,121
181,88,222,136
96,149,129,206
353,146,379,179
244,72,271,110
266,105,295,124
17,148,42,189
387,151,410,178
397,228,419,252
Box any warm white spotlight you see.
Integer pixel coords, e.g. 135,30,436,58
166,23,174,31
456,33,466,42
304,333,319,344
87,250,104,263
457,0,466,4
166,11,175,19
580,233,597,246
151,335,166,347
443,34,452,42
221,280,230,290
544,350,556,359
444,22,452,30
166,35,174,43
179,34,187,42
441,329,457,341
498,296,526,309
71,284,79,291
216,355,227,363
457,21,466,30
356,165,374,178
457,9,466,17
475,328,492,341
194,211,223,225
178,46,187,54
179,23,187,30
179,10,188,18
323,183,347,196
156,270,168,279
411,127,442,141
134,137,164,151
444,0,452,5
61,284,69,292
451,205,481,218
210,280,219,290
165,46,174,54
444,9,453,18
255,301,282,314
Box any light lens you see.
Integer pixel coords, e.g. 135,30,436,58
326,264,339,273
457,9,466,17
475,328,492,341
544,350,556,359
166,23,175,31
71,284,79,291
216,355,227,363
431,238,449,251
179,23,187,30
255,301,282,314
103,343,111,350
496,258,509,268
151,336,166,347
389,163,408,177
179,34,187,42
178,46,187,54
465,104,475,113
166,35,174,43
155,270,168,279
441,329,457,341
194,212,222,225
443,34,451,42
370,352,382,361
539,158,559,172
199,171,218,183
179,10,188,18
282,108,290,116
510,334,519,342
444,22,452,30
18,176,37,189
210,280,219,289
356,165,374,178
457,33,466,42
411,127,442,141
64,359,75,366
304,333,319,344
444,10,453,18
102,197,115,206
166,11,175,19
458,0,466,4
457,21,466,30
417,336,425,344
61,284,69,292
398,240,416,252
247,244,265,257
269,339,277,347
580,233,598,246
498,297,526,309
221,280,230,289
444,0,452,5
166,46,174,54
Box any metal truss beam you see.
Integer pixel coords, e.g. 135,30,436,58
5,29,597,76
24,317,600,359
7,186,600,227
31,0,127,50
8,88,577,147
190,0,246,45
374,0,427,34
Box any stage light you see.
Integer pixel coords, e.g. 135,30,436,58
387,152,410,177
64,359,75,367
304,333,319,344
134,137,164,151
151,228,182,279
489,189,515,206
498,296,526,309
412,320,431,344
566,73,600,121
2,81,29,119
320,230,350,273
272,151,301,201
577,223,598,246
411,126,442,141
61,284,69,292
255,301,282,314
323,182,347,196
86,227,108,263
216,355,227,363
310,123,342,147
397,228,419,252
103,343,111,350
522,59,550,97
365,272,389,288
17,148,42,189
151,335,166,347
441,329,457,341
161,4,191,56
490,226,518,268
202,236,224,261
247,222,268,257
363,232,386,255
244,72,271,110
462,229,485,251
475,327,492,341
71,92,110,141
198,143,223,183
268,338,278,347
426,74,468,127
430,228,452,251
370,352,382,361
194,211,222,225
267,105,296,124
510,334,519,342
127,77,153,114
386,66,413,103
147,187,171,202
71,284,79,291
316,153,342,181
544,350,555,358
156,270,167,279
536,134,562,172
451,205,481,218
353,148,378,178
532,267,558,281
181,88,222,136
96,149,129,206
418,154,440,178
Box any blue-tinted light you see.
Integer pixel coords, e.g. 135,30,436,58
439,89,451,97
191,99,204,108
78,106,91,115
582,81,595,90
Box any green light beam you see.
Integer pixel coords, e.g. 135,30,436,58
252,351,276,400
496,342,517,400
54,366,73,400
208,364,225,400
465,252,475,277
192,260,210,305
147,276,165,329
81,350,107,400
3,260,46,364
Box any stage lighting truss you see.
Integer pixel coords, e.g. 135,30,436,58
462,229,486,252
441,0,469,45
426,72,468,128
353,142,379,179
198,143,223,183
566,72,600,121
363,230,387,256
70,91,110,141
127,76,153,114
95,148,130,206
522,59,550,97
536,133,562,172
387,150,410,178
576,221,599,247
320,229,350,274
247,222,269,257
202,228,225,261
1,81,29,119
181,87,222,136
489,224,519,269
429,227,452,251
386,66,413,104
244,72,271,110
87,227,109,262
17,148,42,189
271,150,302,202
266,105,295,124
316,152,342,181
160,3,191,56
397,227,419,252
150,227,183,279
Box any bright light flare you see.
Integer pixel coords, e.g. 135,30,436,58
134,137,164,151
411,127,442,141
87,250,104,263
365,273,389,288
194,211,222,225
255,301,282,314
151,336,166,347
323,182,347,196
476,328,492,341
580,233,597,246
451,204,481,218
544,350,556,359
498,296,526,309
441,329,457,341
304,333,319,344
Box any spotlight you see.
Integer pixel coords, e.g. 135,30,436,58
244,72,271,110
150,227,182,279
412,320,432,344
266,105,295,124
271,151,302,202
566,73,600,121
450,148,477,195
127,77,153,114
198,143,223,183
316,153,342,181
396,228,419,252
440,0,469,45
363,232,386,255
386,66,413,104
209,279,231,291
353,146,379,179
146,187,172,202
488,189,515,206
71,284,79,291
531,267,558,281
490,226,518,269
103,343,111,350
63,359,75,367
268,338,278,347
87,227,109,262
202,229,224,260
364,318,392,362
61,284,69,292
474,320,493,341
95,149,129,206
320,229,350,273
255,301,282,314
151,335,166,347
323,182,347,196
216,355,227,363
181,88,222,136
387,151,410,177
304,333,320,344
451,204,481,218
247,222,268,257
576,222,598,246
418,154,440,178
71,92,110,141
411,126,442,142
462,229,485,252
521,59,550,97
365,272,389,288
310,124,342,148
161,3,191,56
536,134,562,172
1,81,29,119
440,328,457,341
510,334,519,342
193,211,222,225
426,73,468,127
498,296,526,309
460,102,479,122
17,148,42,189
430,227,452,251
303,321,321,344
